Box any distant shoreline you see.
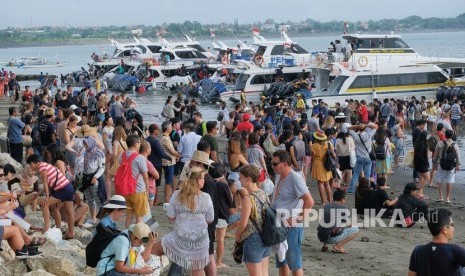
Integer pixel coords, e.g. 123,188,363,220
1,29,464,49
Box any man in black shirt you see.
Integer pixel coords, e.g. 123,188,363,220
39,107,56,155
367,177,397,217
409,208,465,275
412,119,427,182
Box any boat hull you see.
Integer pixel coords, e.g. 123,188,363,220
307,88,438,107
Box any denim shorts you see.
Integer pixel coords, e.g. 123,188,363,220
163,165,174,185
243,232,270,264
275,227,303,270
228,213,241,224
327,226,359,244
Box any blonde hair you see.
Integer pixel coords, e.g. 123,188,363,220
323,115,335,128
114,126,127,142
178,167,205,211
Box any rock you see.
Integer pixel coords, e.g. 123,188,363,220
27,255,76,276
0,240,16,262
23,269,55,276
360,236,370,242
0,259,28,275
0,153,23,174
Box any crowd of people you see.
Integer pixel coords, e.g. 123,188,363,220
2,72,465,275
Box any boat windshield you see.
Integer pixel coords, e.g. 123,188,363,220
355,38,410,49
188,44,207,52
326,76,349,95
147,46,162,54
255,46,266,56
234,73,250,90
285,44,308,54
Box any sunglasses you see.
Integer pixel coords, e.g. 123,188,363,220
0,174,4,177
271,162,281,167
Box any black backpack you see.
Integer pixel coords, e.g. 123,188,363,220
31,125,41,146
86,224,129,268
374,142,386,160
251,194,288,246
440,141,457,171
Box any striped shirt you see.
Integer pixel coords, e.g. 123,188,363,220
450,103,461,120
160,135,176,167
38,162,69,191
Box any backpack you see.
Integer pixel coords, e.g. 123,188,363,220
31,125,41,146
374,142,386,160
85,223,129,268
263,133,277,158
195,122,206,136
114,152,139,196
251,194,288,246
427,135,439,152
323,142,333,171
440,141,457,171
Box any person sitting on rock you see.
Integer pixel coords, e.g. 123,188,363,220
0,224,43,259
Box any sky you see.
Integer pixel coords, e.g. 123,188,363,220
1,0,463,28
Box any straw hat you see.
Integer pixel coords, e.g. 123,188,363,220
77,124,96,138
129,223,150,240
102,195,127,209
191,150,213,167
313,130,327,141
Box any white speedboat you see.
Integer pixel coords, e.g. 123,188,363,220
342,33,465,76
307,62,464,107
220,60,326,103
8,57,47,67
252,31,314,68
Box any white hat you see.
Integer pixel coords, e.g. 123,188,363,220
335,112,346,119
103,195,127,209
341,123,351,134
342,102,348,108
75,115,82,123
70,104,79,110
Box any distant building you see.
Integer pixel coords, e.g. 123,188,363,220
279,25,291,31
261,24,276,31
131,29,143,36
71,33,82,38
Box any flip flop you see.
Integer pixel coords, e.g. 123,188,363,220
331,248,348,254
30,237,46,246
321,245,328,252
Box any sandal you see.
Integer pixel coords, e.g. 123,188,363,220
331,247,348,254
321,245,328,252
63,233,74,240
30,237,46,246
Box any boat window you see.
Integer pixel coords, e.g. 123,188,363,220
161,69,178,77
147,46,162,53
349,76,372,89
327,76,349,94
175,51,207,59
234,74,250,90
283,72,300,80
271,45,284,55
255,46,266,56
383,38,410,48
118,50,132,58
285,44,309,54
426,72,447,83
136,46,146,54
250,74,274,85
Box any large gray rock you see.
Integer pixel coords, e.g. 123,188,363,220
23,269,56,276
0,240,16,262
0,259,28,275
26,255,76,276
0,152,23,173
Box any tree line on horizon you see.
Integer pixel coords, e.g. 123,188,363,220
0,13,464,47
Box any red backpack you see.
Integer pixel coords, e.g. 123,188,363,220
114,152,139,196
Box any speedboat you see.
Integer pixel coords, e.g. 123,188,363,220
307,62,464,107
252,31,313,68
8,57,47,67
212,40,256,62
220,60,327,103
341,33,465,76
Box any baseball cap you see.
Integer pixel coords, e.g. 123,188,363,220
129,223,151,242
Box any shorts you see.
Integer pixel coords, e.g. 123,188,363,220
275,227,303,270
437,168,455,184
216,219,228,229
124,192,149,217
148,194,155,202
163,165,174,185
174,162,183,176
51,183,75,202
155,166,162,187
451,118,461,126
338,156,352,171
243,232,270,263
326,226,359,244
228,213,241,224
208,227,215,255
